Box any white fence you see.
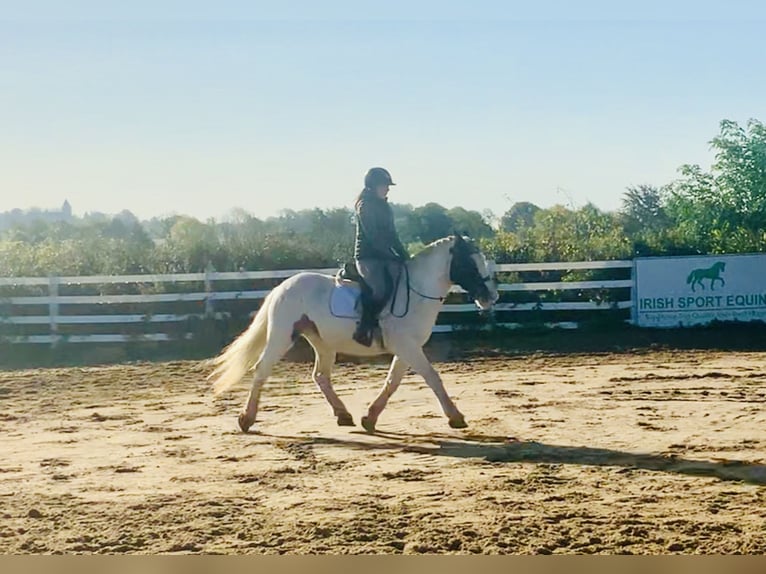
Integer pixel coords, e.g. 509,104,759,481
0,260,633,345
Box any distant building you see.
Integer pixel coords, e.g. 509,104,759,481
0,200,75,231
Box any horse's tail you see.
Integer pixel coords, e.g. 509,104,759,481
686,270,695,284
207,289,275,396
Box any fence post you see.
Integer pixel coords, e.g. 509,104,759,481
48,275,60,348
204,261,215,318
487,258,498,330
630,258,637,325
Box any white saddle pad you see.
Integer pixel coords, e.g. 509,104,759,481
330,283,362,319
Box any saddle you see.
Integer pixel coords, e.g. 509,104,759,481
334,262,375,313
335,261,368,289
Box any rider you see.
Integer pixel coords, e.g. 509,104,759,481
352,167,409,346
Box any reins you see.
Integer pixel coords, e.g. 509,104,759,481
389,261,446,318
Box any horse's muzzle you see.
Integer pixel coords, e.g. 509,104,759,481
473,286,498,311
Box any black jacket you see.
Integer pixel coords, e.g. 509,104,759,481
354,190,409,261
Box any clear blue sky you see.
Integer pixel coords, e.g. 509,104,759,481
2,1,765,221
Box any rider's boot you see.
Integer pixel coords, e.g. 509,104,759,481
352,299,379,347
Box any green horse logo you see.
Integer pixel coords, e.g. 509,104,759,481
686,261,726,292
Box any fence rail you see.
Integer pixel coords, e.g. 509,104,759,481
0,260,633,345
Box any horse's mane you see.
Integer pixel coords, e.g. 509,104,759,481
413,236,455,259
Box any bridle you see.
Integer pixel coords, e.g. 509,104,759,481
388,239,492,317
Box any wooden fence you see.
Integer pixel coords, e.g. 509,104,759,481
0,260,633,345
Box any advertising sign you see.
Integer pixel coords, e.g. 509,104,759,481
634,253,766,327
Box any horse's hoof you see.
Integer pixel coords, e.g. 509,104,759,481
238,413,255,433
337,412,355,427
361,416,376,434
449,416,468,429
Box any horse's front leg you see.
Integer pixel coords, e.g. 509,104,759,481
361,355,408,433
713,277,725,291
386,338,466,429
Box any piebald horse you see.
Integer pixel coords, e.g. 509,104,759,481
207,234,499,433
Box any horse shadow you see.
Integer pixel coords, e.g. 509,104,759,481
258,429,766,485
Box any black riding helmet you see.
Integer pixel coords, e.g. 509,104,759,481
364,167,396,189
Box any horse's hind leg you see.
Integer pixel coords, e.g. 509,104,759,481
238,326,294,433
361,355,408,433
304,335,353,426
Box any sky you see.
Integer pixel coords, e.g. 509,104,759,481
2,1,765,222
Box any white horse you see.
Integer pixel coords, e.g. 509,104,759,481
207,234,498,433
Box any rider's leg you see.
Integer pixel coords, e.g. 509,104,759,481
353,259,389,346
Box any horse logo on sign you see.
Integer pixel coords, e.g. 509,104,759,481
686,261,726,292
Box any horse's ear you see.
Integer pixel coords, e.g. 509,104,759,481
453,230,464,243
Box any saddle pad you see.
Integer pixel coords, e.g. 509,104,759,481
329,283,362,319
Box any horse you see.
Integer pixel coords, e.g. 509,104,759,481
207,234,499,433
686,261,726,292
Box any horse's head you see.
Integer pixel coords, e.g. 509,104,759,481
449,233,499,311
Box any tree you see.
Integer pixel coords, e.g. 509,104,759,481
447,207,494,239
143,215,184,240
525,204,630,261
390,203,419,245
412,203,454,244
665,118,766,253
620,184,671,235
500,202,541,233
157,217,222,272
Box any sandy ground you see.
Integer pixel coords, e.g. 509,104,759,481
1,349,766,554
